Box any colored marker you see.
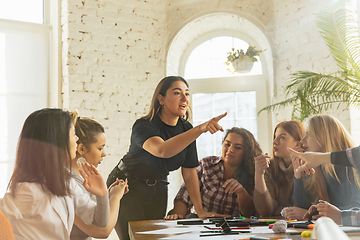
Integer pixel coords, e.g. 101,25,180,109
204,226,250,230
244,237,283,240
290,231,302,235
200,231,251,237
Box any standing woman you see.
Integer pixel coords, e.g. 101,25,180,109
165,127,262,220
69,111,129,240
0,108,110,239
107,76,227,240
253,120,304,217
293,115,360,211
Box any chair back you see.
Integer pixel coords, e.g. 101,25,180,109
0,211,14,240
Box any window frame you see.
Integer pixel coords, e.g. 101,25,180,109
180,31,271,155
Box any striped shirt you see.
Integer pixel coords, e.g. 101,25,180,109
174,156,241,217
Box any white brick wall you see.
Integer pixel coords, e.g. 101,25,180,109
62,0,167,177
61,0,357,239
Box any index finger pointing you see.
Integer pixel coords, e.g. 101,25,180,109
288,147,301,157
213,112,227,122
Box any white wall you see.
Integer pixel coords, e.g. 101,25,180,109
61,0,353,239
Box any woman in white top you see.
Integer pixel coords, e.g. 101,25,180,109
70,111,129,240
0,108,110,240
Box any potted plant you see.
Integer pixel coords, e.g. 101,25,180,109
225,46,264,73
258,0,360,122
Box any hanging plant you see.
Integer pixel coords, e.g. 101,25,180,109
225,46,265,73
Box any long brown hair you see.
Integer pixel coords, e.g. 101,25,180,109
8,108,73,197
143,76,191,121
269,120,304,185
304,114,359,202
222,127,263,194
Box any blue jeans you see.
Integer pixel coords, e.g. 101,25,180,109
107,164,168,240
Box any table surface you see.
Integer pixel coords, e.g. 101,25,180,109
128,219,305,240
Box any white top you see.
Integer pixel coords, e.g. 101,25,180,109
0,179,109,240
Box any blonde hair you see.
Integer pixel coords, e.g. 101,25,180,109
305,114,359,202
70,110,104,149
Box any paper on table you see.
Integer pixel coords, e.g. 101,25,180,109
137,227,193,235
250,226,299,234
339,226,360,232
161,233,257,240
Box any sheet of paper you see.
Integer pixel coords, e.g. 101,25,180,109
160,233,257,240
250,226,299,234
339,226,360,232
136,227,193,235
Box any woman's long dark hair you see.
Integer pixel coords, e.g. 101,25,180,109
223,127,262,194
8,108,73,197
143,76,191,121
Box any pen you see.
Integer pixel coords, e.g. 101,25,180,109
290,231,302,235
247,237,283,240
200,231,251,237
204,226,250,230
200,230,251,233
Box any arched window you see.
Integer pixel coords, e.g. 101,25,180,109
184,36,264,159
166,13,273,211
185,36,262,79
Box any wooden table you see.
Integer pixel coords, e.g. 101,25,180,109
128,219,304,240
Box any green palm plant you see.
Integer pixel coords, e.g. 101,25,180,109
258,0,360,122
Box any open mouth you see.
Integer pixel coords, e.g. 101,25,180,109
179,104,187,109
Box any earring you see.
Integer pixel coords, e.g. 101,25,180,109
156,104,162,114
76,157,87,167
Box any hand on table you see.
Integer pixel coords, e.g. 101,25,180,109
164,214,184,220
284,206,307,220
314,200,341,224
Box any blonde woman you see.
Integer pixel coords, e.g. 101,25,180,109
69,111,129,240
293,115,360,212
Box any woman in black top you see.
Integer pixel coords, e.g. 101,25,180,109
107,76,227,240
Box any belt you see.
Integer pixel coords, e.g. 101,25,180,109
117,160,168,187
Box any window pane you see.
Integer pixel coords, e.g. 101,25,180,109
214,92,235,118
185,36,263,79
0,23,49,196
192,91,257,160
0,0,44,24
237,91,257,117
192,93,213,120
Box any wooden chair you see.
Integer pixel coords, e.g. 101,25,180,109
0,211,14,240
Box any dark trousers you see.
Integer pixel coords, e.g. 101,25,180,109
107,166,168,240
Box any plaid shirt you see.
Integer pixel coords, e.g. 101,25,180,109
174,156,240,217
342,208,360,226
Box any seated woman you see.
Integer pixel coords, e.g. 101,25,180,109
293,115,360,214
0,108,109,239
253,120,304,217
69,111,129,240
165,127,262,219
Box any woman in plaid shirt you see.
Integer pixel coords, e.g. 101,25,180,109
165,127,262,219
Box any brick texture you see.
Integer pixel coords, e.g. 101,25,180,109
61,1,356,238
